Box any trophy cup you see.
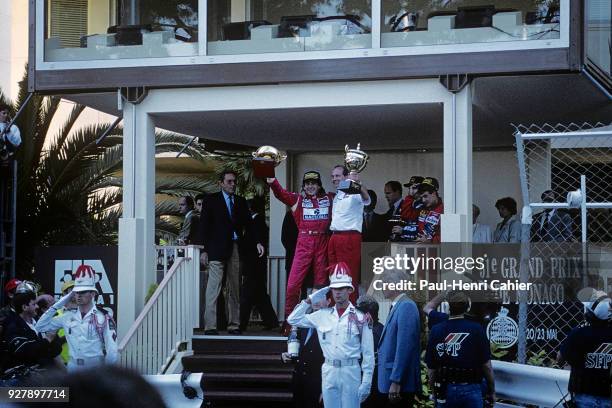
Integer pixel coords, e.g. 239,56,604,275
252,145,287,178
338,143,369,194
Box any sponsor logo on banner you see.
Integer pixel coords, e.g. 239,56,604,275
487,307,519,349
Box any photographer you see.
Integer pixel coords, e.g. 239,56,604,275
0,103,21,158
3,287,61,375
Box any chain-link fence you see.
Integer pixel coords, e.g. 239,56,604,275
514,122,612,366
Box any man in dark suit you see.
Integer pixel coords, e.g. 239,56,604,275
282,290,327,408
357,295,386,408
200,170,264,335
531,190,573,242
377,269,421,407
240,197,279,331
362,190,386,242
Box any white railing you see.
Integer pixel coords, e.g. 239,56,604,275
141,361,569,408
119,246,201,375
267,256,287,320
156,245,201,277
493,361,570,407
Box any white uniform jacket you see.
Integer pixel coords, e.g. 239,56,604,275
287,300,374,389
36,303,118,369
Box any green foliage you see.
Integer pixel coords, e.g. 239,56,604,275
5,68,269,271
418,351,435,407
526,350,560,368
145,283,159,304
4,69,213,271
490,343,509,359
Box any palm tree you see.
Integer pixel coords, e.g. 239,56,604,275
2,71,216,271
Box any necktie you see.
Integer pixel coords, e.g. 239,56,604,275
228,195,238,240
541,210,550,232
229,195,234,217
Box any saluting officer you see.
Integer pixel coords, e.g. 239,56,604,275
425,291,495,408
36,265,118,372
288,262,374,408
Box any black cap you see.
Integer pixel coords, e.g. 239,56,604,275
302,170,322,186
403,176,424,187
417,177,439,193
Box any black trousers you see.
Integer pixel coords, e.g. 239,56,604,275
240,255,278,330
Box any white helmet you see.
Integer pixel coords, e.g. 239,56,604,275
329,262,353,290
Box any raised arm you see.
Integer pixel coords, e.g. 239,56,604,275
35,293,72,333
268,179,299,208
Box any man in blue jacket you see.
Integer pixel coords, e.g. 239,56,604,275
377,269,421,406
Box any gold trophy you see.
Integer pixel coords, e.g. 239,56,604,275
339,143,369,194
252,145,287,178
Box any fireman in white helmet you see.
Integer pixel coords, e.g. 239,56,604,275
36,264,118,371
288,262,374,408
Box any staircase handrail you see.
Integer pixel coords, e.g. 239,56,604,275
118,257,187,352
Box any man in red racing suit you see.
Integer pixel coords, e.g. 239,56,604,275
268,171,335,325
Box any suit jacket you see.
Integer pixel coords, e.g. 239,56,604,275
294,327,324,408
199,191,257,262
178,210,200,244
531,209,573,242
493,215,521,243
378,295,421,394
243,212,268,277
3,313,61,369
362,211,388,242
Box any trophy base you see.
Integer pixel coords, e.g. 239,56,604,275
252,158,276,178
338,179,361,194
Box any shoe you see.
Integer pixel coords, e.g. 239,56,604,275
228,329,241,335
280,321,291,337
203,329,218,335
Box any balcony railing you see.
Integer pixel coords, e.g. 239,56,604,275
38,0,569,68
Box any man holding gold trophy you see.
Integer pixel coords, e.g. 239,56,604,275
328,144,371,303
253,146,335,334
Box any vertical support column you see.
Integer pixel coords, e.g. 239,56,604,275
198,0,208,56
269,156,289,257
117,101,156,340
441,82,473,242
268,155,290,319
371,0,381,49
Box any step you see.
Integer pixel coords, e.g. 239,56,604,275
203,390,292,403
202,372,292,386
192,336,287,355
182,353,290,372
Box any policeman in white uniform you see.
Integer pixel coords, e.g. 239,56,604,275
36,265,118,371
288,262,374,408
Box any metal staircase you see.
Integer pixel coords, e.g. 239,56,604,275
0,159,17,305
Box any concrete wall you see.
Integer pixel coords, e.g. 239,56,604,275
293,149,522,231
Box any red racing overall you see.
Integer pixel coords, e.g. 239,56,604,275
270,180,334,317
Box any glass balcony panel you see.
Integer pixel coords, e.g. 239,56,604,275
207,0,372,56
44,0,198,62
585,0,611,78
381,1,561,48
